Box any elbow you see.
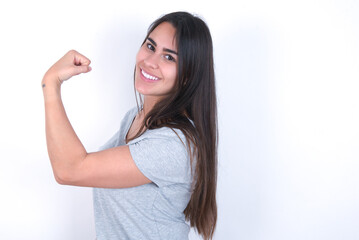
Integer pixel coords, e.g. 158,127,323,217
53,167,78,185
54,170,71,185
54,172,67,185
50,155,87,185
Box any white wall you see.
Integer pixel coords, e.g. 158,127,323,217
0,0,358,239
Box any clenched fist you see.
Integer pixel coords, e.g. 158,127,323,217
42,50,92,89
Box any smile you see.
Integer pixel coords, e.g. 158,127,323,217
141,69,159,81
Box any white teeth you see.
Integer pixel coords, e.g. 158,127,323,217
141,69,159,80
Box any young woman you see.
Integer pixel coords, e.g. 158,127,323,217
42,12,218,240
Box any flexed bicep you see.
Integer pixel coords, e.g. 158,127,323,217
56,145,152,188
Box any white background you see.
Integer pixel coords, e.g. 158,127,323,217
0,0,358,239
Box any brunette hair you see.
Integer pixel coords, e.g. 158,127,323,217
130,12,218,240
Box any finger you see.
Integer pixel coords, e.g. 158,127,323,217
73,52,91,66
72,65,92,76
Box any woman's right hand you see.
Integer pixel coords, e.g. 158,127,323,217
42,50,92,90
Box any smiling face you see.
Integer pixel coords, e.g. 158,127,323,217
135,22,178,104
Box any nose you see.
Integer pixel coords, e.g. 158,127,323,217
144,53,159,69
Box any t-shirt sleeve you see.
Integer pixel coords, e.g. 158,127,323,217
128,128,192,188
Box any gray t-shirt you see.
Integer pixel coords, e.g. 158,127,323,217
93,107,193,240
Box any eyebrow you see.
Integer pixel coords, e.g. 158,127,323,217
147,37,178,55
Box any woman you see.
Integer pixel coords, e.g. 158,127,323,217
42,12,217,240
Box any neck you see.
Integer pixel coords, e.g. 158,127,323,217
142,95,160,116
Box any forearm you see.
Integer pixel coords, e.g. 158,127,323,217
41,50,92,182
43,79,87,180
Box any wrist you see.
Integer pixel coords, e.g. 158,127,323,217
42,76,62,101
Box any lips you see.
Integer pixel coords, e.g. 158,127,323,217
140,68,160,81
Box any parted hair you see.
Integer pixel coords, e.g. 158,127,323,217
130,12,218,240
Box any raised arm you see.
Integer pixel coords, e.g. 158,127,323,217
42,50,150,188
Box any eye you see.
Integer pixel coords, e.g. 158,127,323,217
146,43,155,51
164,54,176,62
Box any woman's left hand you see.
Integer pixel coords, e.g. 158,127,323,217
42,50,92,89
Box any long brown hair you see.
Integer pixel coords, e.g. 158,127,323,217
130,12,218,240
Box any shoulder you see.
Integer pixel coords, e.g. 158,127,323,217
130,126,187,148
127,127,192,187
